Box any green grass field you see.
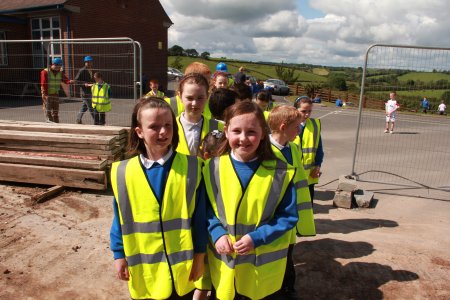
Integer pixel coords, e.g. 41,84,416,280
397,72,450,83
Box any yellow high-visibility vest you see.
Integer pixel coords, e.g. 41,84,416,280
176,116,224,156
110,153,201,299
145,89,165,98
44,68,62,95
271,142,316,238
294,118,321,185
203,155,294,300
91,83,111,112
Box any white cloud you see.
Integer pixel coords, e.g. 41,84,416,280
160,0,450,67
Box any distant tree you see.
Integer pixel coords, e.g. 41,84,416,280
185,49,199,57
170,56,183,70
200,51,210,60
169,45,184,56
275,62,299,84
406,79,415,87
328,74,347,91
304,83,322,98
442,91,450,102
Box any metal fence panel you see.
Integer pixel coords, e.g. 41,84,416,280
0,38,142,126
352,44,450,200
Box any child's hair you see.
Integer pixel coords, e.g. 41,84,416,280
149,79,159,85
294,95,312,109
216,101,275,161
231,82,252,101
268,105,301,133
256,90,271,103
209,88,237,120
184,62,211,82
127,97,179,157
93,72,102,79
177,73,210,96
199,130,223,159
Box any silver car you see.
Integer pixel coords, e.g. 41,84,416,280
167,67,183,81
263,78,290,95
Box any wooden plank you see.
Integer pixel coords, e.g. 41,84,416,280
32,186,65,204
0,120,128,136
0,144,122,155
0,130,117,145
0,153,107,170
0,163,107,190
0,139,116,151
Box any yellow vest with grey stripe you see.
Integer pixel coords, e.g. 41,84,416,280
271,142,316,238
44,68,62,95
110,153,201,299
91,83,111,112
294,118,321,185
203,155,295,300
176,116,224,156
168,96,184,116
145,89,165,98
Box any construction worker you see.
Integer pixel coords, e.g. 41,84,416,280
75,55,95,124
40,57,74,123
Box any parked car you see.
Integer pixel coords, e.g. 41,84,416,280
167,67,183,81
263,78,290,95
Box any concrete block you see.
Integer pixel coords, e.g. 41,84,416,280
354,190,374,208
338,175,358,192
333,190,353,209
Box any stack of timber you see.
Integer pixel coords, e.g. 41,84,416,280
0,120,129,190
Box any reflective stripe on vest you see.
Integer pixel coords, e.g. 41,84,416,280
91,83,111,112
176,116,223,156
44,68,62,94
301,118,321,184
204,156,294,300
167,96,184,116
111,154,200,299
271,142,316,237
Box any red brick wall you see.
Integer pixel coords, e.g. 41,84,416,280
66,0,171,89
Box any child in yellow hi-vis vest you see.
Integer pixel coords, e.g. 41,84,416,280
91,72,111,125
267,105,316,300
109,97,207,299
204,101,298,300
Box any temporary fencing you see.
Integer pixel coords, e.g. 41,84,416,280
0,37,142,126
352,44,450,200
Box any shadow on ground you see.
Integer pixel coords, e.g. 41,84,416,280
314,218,398,235
293,238,419,299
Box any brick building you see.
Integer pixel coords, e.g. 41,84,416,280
0,0,172,98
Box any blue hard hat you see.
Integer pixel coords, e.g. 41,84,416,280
216,62,228,72
84,56,93,62
52,57,63,66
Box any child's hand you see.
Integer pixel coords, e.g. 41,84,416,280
189,253,205,281
215,235,233,255
310,166,321,179
114,258,129,281
233,234,254,255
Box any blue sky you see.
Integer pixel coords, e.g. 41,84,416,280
160,0,450,67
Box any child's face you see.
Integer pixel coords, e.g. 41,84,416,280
135,107,173,155
255,99,268,111
179,82,208,118
214,75,228,89
283,118,302,142
94,76,102,83
390,93,396,100
225,112,263,162
297,103,312,122
150,82,159,91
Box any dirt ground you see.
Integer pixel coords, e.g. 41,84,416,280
0,183,449,300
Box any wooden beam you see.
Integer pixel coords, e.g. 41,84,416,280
0,130,118,145
0,163,107,190
32,186,65,204
0,153,107,170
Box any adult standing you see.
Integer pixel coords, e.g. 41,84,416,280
75,56,95,124
234,66,246,84
40,57,73,123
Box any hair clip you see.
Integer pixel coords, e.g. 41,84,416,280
211,130,223,139
294,95,309,103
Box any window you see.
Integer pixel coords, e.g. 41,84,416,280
30,16,61,68
0,31,7,66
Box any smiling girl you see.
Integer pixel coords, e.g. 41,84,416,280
109,97,207,300
203,101,298,300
